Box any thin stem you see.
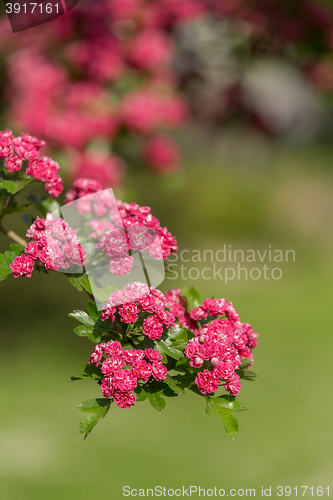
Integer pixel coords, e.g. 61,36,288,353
126,337,137,349
0,222,26,247
3,194,13,211
138,251,151,288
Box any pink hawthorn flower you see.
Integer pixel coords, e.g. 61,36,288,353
109,255,134,275
65,178,103,203
101,305,117,322
224,373,242,396
26,217,47,240
97,229,129,258
202,298,228,316
136,294,157,313
142,314,164,340
128,226,156,251
151,361,168,381
128,30,172,72
195,370,220,395
190,356,204,368
132,359,152,382
45,177,64,198
113,391,136,409
112,369,138,392
226,302,240,322
215,361,235,381
118,302,139,323
102,356,125,374
70,151,124,189
13,136,39,161
101,377,114,398
89,344,105,366
122,349,144,365
0,130,14,157
104,341,123,357
26,156,60,182
144,135,181,173
5,154,23,172
190,307,207,321
10,254,35,278
144,348,163,362
20,133,45,149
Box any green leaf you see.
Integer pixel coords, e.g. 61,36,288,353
164,375,185,396
70,364,102,381
0,253,12,281
174,372,197,389
78,398,111,439
209,395,246,412
68,273,92,294
135,380,175,405
87,301,100,323
41,198,60,215
153,324,188,361
154,340,184,360
27,195,61,217
92,283,117,303
148,392,166,412
5,243,25,261
22,214,35,227
27,194,40,208
167,324,188,342
70,308,107,343
205,396,245,441
69,310,95,327
181,286,202,310
3,204,30,215
0,179,32,195
239,358,253,370
134,386,150,402
237,369,257,381
74,325,104,343
74,325,94,337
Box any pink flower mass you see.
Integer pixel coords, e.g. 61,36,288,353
89,342,167,409
0,130,63,198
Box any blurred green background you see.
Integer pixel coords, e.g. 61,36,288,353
1,129,333,499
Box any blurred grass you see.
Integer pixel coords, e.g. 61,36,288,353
1,134,333,499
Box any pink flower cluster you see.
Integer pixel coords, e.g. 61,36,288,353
10,214,87,278
9,254,35,278
166,290,259,397
88,341,167,409
102,282,175,339
164,288,199,331
0,130,63,197
65,178,178,262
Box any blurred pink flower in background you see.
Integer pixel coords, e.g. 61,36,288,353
144,135,180,173
70,151,125,189
0,0,332,189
